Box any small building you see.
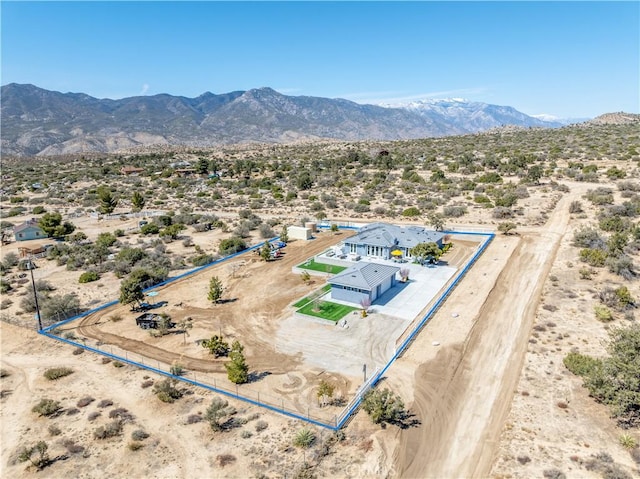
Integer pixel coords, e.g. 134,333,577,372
175,168,197,177
120,166,144,176
13,219,47,242
287,226,312,241
329,262,400,305
343,222,445,261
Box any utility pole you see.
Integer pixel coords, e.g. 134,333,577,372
28,260,43,331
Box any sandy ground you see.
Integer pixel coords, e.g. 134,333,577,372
3,172,640,478
384,183,586,477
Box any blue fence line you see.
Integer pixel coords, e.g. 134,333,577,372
39,331,338,430
38,226,495,431
41,237,278,333
355,233,496,404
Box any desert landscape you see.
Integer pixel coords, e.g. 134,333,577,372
1,117,640,478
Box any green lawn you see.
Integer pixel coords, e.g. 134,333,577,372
292,284,331,308
297,258,347,274
297,300,358,322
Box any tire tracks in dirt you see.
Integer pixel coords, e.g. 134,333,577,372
393,189,578,478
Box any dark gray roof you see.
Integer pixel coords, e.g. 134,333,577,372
344,222,444,249
329,262,400,291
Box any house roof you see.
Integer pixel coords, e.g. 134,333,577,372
329,262,400,291
13,219,42,234
344,222,444,249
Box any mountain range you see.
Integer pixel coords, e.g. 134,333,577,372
1,83,566,157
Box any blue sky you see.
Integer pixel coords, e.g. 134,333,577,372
2,1,638,118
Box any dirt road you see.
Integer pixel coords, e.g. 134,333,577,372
392,188,583,478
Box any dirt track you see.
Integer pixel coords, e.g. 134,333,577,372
392,187,586,478
68,231,351,377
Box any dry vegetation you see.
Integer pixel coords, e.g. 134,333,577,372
1,122,639,478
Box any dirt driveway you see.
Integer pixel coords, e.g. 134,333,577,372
390,187,587,478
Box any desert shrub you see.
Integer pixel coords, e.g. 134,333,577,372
186,414,202,424
131,429,150,441
128,441,144,451
362,388,406,425
32,399,62,417
72,347,84,355
18,441,51,470
606,255,636,280
219,237,247,256
492,207,514,219
88,411,101,421
516,455,531,465
97,399,113,408
579,248,607,267
442,205,467,218
573,226,606,249
619,433,638,449
78,271,100,283
141,379,154,389
543,469,567,479
66,407,80,415
293,428,316,448
401,206,421,217
153,378,182,403
255,420,268,432
585,188,614,205
47,424,61,436
109,407,134,422
569,201,583,213
93,420,123,439
62,439,84,454
563,352,602,377
594,305,614,322
76,396,94,408
240,430,252,439
630,447,640,465
43,367,74,380
216,454,236,467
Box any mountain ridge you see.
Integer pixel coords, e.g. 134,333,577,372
2,83,567,156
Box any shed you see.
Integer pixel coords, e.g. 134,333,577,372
329,262,400,305
287,226,312,241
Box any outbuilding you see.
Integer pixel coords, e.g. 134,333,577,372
329,262,400,305
287,226,313,241
13,219,47,242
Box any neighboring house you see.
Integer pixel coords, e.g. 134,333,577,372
329,262,400,305
343,222,445,261
120,166,144,176
13,219,47,242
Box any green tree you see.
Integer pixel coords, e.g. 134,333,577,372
18,441,50,470
205,397,233,432
498,222,517,235
98,187,118,215
196,158,209,175
566,324,640,428
362,388,406,425
208,276,224,304
202,335,230,357
427,213,445,232
330,223,339,234
119,277,144,308
317,380,335,407
279,225,289,243
178,317,193,345
160,223,185,240
39,212,76,237
96,232,117,248
409,242,443,265
225,340,249,384
260,242,272,261
219,237,247,256
131,191,145,212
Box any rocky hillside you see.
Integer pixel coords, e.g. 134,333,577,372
2,83,562,156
